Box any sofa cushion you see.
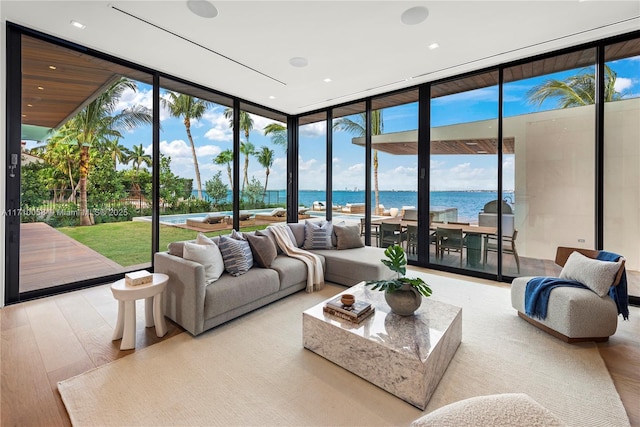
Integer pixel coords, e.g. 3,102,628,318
218,236,254,276
559,251,622,296
303,220,333,250
410,393,566,427
310,246,396,286
287,223,305,247
182,242,224,284
333,223,364,250
269,254,326,290
203,268,280,319
246,231,278,268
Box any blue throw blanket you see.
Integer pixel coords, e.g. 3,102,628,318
597,251,629,320
525,251,629,320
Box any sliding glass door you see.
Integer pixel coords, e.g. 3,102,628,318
604,37,640,299
15,34,154,298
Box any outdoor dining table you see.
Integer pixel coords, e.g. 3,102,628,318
370,217,497,267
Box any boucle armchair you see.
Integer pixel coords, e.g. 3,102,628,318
511,246,626,343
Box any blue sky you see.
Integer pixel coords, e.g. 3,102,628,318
103,56,639,193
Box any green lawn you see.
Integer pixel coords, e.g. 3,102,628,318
58,221,267,266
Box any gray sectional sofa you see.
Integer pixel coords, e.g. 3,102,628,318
154,222,395,336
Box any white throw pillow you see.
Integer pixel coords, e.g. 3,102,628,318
559,251,622,297
183,241,224,285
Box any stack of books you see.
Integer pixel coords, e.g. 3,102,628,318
323,297,374,323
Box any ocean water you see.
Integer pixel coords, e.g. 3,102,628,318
191,189,514,223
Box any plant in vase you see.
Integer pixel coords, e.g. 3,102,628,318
365,244,432,316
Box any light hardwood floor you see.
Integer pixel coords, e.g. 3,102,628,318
1,273,639,426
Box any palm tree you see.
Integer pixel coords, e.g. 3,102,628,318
162,93,212,200
50,78,152,225
127,143,152,172
214,149,234,191
103,138,128,169
527,65,623,108
240,141,255,192
126,143,152,199
224,108,254,190
333,111,384,212
263,122,287,151
256,146,274,202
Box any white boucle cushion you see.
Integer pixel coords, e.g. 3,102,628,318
559,251,622,297
410,393,566,427
182,241,224,284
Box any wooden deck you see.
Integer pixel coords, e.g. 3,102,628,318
19,222,125,293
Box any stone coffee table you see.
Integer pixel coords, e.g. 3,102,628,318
303,282,462,409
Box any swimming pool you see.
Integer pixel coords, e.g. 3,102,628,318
136,209,276,225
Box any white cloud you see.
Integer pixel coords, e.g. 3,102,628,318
203,107,233,142
160,139,192,157
615,77,634,93
198,145,222,157
298,155,318,171
300,121,327,137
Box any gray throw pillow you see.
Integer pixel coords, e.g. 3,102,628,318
246,231,278,268
218,236,254,276
303,220,334,250
334,223,364,250
287,223,306,247
559,251,622,297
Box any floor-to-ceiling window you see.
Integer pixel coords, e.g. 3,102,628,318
298,112,327,217
604,37,640,298
429,72,499,273
369,90,419,255
237,102,288,226
16,34,154,297
157,77,234,247
503,48,597,278
332,102,367,223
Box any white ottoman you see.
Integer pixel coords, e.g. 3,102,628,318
411,393,566,427
511,276,618,342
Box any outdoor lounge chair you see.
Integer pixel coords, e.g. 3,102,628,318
254,208,287,222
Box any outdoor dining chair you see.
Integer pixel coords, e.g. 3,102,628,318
436,227,465,267
379,222,405,248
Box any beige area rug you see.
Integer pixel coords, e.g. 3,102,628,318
58,273,630,426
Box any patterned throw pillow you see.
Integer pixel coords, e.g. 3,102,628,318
218,236,254,276
303,220,334,250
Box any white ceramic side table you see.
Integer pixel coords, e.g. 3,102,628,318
110,273,168,350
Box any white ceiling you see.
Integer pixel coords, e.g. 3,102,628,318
2,0,639,115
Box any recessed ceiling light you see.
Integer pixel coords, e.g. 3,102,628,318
186,0,218,18
269,95,276,99
289,57,308,68
27,104,33,107
70,20,86,29
323,78,332,83
428,43,439,50
477,150,488,154
465,142,478,146
37,86,44,90
401,6,429,25
49,65,57,70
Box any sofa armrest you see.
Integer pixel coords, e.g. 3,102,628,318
154,252,207,336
